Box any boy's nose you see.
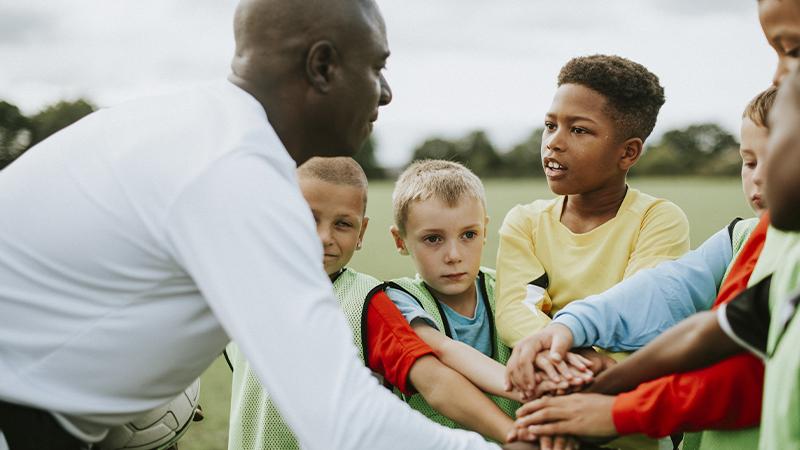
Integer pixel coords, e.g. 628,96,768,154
443,242,462,263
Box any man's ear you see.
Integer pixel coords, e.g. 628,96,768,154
620,137,644,170
390,225,409,255
356,217,369,250
306,40,339,93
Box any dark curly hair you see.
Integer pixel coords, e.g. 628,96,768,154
557,54,665,141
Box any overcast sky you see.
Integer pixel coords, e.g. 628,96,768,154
0,1,775,167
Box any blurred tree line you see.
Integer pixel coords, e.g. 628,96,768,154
2,97,741,178
1,99,95,169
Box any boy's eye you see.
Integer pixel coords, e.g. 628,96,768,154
544,122,556,131
571,127,588,134
743,161,757,169
786,47,800,58
423,235,442,244
462,231,478,240
336,220,353,229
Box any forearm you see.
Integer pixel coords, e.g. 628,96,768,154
588,311,742,395
553,228,731,350
415,324,516,400
412,355,513,443
612,353,764,437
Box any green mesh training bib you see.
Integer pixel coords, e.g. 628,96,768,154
227,268,383,450
388,267,520,431
683,217,760,450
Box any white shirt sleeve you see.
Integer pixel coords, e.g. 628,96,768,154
164,151,497,450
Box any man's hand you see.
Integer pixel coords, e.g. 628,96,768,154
513,393,618,439
505,324,576,399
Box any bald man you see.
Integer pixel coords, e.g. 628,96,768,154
0,1,514,449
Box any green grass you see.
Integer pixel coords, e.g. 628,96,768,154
179,177,752,449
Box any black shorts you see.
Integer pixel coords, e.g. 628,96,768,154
0,399,85,450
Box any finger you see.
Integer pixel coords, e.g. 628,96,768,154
534,380,559,398
539,435,553,450
535,352,564,383
553,358,574,381
506,426,518,443
528,423,572,437
516,401,570,428
564,352,588,371
549,328,572,361
516,397,548,418
516,424,537,442
553,435,568,450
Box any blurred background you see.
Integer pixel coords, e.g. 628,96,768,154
0,1,771,447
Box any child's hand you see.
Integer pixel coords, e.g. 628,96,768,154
571,347,618,375
505,324,575,399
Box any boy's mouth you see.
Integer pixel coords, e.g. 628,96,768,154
442,272,467,281
543,158,568,178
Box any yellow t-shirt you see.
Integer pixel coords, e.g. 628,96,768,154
495,187,690,348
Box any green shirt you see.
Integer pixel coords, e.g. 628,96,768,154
760,232,800,449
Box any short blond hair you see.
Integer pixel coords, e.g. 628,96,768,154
297,157,368,211
743,86,778,128
392,159,486,236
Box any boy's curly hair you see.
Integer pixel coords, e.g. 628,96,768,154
558,54,665,141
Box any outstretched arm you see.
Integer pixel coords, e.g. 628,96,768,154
414,323,524,401
410,354,515,442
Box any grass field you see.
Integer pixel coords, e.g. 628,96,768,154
180,177,753,449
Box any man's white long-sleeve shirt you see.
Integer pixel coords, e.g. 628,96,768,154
0,81,497,449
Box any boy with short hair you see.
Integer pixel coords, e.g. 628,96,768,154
508,87,779,450
495,54,690,352
740,86,776,217
227,157,518,449
385,160,591,447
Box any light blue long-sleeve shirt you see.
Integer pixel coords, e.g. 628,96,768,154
552,227,733,351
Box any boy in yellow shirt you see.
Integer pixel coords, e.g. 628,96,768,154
495,55,690,349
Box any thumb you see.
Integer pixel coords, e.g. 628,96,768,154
549,330,571,361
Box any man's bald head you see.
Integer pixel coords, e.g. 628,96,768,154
229,0,392,164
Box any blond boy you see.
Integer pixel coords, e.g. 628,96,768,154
227,157,520,448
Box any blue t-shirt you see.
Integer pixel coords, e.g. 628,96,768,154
386,280,493,357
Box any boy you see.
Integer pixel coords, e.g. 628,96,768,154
508,89,777,450
510,76,800,450
385,160,591,449
740,87,775,217
227,157,518,449
495,54,690,352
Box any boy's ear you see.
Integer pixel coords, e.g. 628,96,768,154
390,225,409,255
306,40,340,94
619,137,644,170
356,217,369,250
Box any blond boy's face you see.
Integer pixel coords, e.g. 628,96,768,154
392,196,487,301
299,177,368,277
739,117,769,216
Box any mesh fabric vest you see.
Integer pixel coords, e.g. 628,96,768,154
682,217,760,450
388,267,520,429
227,268,383,450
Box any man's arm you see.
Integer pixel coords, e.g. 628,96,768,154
166,153,498,450
552,227,733,351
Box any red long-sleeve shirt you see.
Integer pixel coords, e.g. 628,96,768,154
613,215,770,437
365,290,435,395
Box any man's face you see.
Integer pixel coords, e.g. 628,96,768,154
299,177,368,276
330,6,393,155
541,84,627,196
393,196,487,303
766,74,800,231
759,0,800,85
739,117,769,216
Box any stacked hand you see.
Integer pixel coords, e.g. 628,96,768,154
504,324,619,449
